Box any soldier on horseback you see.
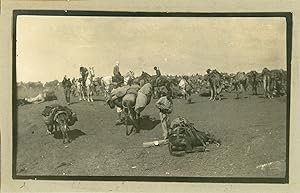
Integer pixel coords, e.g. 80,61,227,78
112,61,124,86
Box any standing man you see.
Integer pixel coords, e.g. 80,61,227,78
155,91,173,140
62,75,72,105
183,76,193,104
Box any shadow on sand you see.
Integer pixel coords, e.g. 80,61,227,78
199,92,210,97
92,98,106,102
233,96,249,100
187,101,196,104
138,115,161,131
70,101,80,105
54,129,86,141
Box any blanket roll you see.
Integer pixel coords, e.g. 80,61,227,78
111,85,130,101
134,83,152,113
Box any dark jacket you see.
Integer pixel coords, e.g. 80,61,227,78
113,65,121,76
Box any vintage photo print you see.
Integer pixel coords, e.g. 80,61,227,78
12,11,291,183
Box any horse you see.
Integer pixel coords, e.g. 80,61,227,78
76,78,86,101
124,71,135,85
71,79,78,97
132,71,174,98
127,71,151,86
85,67,95,102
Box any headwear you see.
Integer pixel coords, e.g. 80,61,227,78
154,66,157,70
115,61,120,66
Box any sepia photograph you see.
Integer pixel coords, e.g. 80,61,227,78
13,11,290,182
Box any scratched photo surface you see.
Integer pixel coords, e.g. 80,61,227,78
15,16,287,177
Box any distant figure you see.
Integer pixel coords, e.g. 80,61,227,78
62,75,72,105
155,91,173,140
154,66,162,86
179,76,192,103
71,77,76,85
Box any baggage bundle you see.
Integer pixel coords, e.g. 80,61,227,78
109,85,141,102
168,117,220,156
42,104,78,133
106,83,152,114
135,83,153,113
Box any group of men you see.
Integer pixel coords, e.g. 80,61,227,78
58,61,174,140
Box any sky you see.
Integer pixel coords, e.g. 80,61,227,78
16,16,286,83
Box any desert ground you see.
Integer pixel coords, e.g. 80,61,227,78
16,87,287,178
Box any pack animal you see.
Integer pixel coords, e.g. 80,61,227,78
230,72,248,99
42,105,78,144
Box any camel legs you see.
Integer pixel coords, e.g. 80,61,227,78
235,85,240,99
209,86,214,100
212,84,217,101
252,84,257,95
80,86,86,101
86,86,94,102
61,124,71,144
